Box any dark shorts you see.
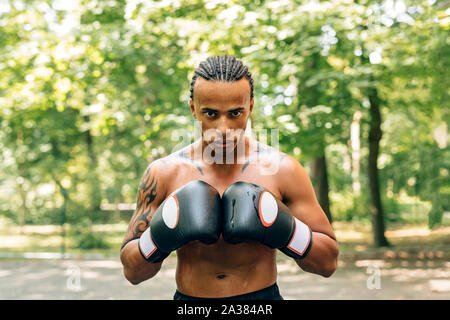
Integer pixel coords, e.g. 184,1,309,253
173,283,283,300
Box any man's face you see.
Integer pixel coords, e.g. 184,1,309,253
189,77,254,151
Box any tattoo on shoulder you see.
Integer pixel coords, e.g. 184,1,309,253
177,148,204,175
242,142,286,173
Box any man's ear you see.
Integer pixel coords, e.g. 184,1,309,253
249,98,254,114
189,98,196,119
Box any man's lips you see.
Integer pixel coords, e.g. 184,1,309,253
212,140,234,147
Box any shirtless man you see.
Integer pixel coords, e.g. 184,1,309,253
120,55,339,300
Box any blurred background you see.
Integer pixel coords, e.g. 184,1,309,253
0,0,448,299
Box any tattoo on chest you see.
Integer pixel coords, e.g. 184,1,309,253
179,148,204,175
241,143,286,173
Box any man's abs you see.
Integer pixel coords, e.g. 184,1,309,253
175,237,277,298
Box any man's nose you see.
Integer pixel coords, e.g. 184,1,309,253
217,116,230,138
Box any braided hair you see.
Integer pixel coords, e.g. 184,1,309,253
190,54,254,101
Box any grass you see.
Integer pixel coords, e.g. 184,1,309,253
334,221,450,252
0,219,449,258
0,221,127,256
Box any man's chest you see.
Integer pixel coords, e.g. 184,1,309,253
165,158,284,201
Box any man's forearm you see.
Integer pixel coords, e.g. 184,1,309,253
294,232,339,278
120,239,162,285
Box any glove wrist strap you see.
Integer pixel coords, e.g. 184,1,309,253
138,227,168,263
281,218,313,260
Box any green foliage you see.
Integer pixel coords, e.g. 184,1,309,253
330,191,372,223
383,194,402,223
0,0,447,235
70,218,110,250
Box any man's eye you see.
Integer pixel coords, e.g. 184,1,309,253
205,111,216,118
230,111,241,117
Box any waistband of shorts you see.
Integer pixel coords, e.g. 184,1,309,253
173,282,283,300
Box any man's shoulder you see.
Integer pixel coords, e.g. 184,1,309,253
274,152,312,200
145,153,181,173
246,140,301,179
145,144,198,175
254,141,300,168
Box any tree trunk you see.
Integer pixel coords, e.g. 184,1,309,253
310,155,332,223
17,179,27,234
300,52,333,223
53,178,69,258
83,115,101,214
17,129,27,234
351,111,362,194
367,84,390,247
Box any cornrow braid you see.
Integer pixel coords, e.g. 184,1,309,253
190,54,254,101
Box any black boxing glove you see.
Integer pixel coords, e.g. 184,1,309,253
139,180,222,263
222,181,312,260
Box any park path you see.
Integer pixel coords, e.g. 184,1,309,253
0,254,449,300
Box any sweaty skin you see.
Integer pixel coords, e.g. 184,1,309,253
120,78,339,298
